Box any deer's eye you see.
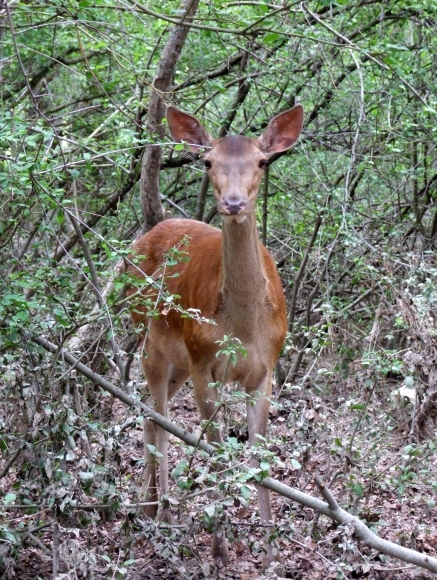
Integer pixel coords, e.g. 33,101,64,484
204,159,212,169
259,159,267,169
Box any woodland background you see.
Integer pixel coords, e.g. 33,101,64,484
2,1,437,578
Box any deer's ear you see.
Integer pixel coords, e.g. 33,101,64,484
167,106,213,153
259,104,304,156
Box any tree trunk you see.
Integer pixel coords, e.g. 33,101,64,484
140,0,201,233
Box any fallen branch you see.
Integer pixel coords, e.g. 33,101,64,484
31,334,437,574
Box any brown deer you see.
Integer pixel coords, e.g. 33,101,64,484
128,104,304,568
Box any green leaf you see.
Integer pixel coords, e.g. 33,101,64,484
205,505,215,517
264,33,280,44
239,485,252,500
226,437,240,449
259,461,270,473
352,483,364,498
67,168,80,178
12,310,30,322
171,459,188,479
56,210,65,225
0,528,16,543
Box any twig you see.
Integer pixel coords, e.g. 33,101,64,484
289,537,348,577
52,520,60,579
68,213,126,383
0,443,25,479
347,383,375,457
288,215,322,331
3,501,159,511
26,532,52,557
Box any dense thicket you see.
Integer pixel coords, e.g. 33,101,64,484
2,1,437,578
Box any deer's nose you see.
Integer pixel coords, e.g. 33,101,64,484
222,196,247,215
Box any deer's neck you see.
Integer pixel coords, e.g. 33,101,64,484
220,212,268,321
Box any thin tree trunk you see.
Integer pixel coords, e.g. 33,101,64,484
140,0,201,233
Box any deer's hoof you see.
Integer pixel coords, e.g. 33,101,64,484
157,506,174,524
212,533,229,566
262,552,283,575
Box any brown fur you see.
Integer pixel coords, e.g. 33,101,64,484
127,104,304,569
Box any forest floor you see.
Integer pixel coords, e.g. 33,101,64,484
2,364,437,580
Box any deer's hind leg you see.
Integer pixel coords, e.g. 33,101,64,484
141,338,189,519
245,372,276,570
191,367,228,565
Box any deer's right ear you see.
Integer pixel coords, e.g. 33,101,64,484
167,106,213,153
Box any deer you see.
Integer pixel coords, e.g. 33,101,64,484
127,103,304,569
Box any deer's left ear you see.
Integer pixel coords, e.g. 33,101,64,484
259,104,304,156
167,106,213,153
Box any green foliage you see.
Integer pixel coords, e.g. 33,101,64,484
215,334,247,367
2,0,437,575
